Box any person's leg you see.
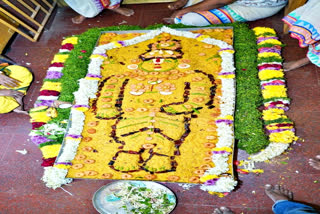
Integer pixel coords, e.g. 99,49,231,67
309,155,320,170
213,207,234,214
72,15,86,24
265,184,318,214
273,201,319,214
174,12,213,26
110,7,134,16
65,0,102,24
283,57,310,71
168,0,188,10
228,3,285,22
171,5,240,26
13,93,28,115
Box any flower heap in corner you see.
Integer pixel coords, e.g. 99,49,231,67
248,27,297,162
41,26,237,194
28,37,78,168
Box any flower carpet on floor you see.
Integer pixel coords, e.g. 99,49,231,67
28,24,297,196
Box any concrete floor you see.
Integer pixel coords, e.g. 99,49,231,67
0,4,319,214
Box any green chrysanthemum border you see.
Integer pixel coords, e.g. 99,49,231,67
50,23,268,155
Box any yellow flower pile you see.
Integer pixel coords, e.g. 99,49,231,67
253,27,297,144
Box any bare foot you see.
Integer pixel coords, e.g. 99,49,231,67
213,207,234,214
163,17,175,24
72,15,86,24
112,7,134,16
309,155,320,170
168,0,188,10
13,109,29,115
265,184,293,203
12,93,28,115
283,57,310,72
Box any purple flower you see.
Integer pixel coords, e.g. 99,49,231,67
66,134,82,139
118,41,126,46
216,119,233,125
31,135,52,145
45,71,63,79
72,105,89,108
204,178,219,186
218,72,235,76
98,53,108,57
257,37,278,43
86,74,102,78
268,128,295,134
34,100,54,107
212,150,231,155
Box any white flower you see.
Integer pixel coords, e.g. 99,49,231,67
41,167,72,189
88,58,103,75
48,67,63,72
200,176,237,192
204,154,230,175
249,143,289,162
56,139,81,162
68,110,85,135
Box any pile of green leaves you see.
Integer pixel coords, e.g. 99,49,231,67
49,23,269,154
232,23,269,154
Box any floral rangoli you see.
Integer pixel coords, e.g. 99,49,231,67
53,27,237,194
30,26,296,196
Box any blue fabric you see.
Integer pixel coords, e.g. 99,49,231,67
272,200,319,214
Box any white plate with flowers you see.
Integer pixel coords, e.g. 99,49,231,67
92,180,177,214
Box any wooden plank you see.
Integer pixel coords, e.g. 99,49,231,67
0,19,36,42
283,0,307,34
42,0,53,8
1,0,57,42
3,0,41,27
0,23,15,53
30,5,40,19
17,0,36,13
0,8,36,33
30,0,49,14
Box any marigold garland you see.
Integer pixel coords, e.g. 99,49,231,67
29,37,79,167
247,27,297,163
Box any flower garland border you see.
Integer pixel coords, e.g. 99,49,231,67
246,27,297,163
29,37,78,166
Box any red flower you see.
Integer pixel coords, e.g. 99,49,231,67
258,64,282,70
41,157,56,167
233,160,240,165
32,122,46,130
237,169,249,174
81,50,87,53
61,43,74,50
50,62,64,67
39,90,60,96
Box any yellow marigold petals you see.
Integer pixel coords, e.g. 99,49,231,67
40,144,61,159
61,37,78,45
